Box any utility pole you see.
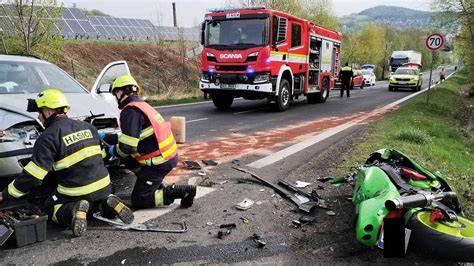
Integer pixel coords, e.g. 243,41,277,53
172,2,177,27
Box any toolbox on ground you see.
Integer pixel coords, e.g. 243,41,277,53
0,200,48,248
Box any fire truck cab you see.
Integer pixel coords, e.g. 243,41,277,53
199,6,342,111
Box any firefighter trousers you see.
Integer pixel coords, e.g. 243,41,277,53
131,156,178,209
43,186,115,226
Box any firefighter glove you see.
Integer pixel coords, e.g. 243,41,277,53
108,145,116,157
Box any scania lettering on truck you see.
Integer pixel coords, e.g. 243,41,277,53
389,50,422,72
199,6,342,111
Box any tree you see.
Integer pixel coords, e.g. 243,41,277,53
2,0,63,61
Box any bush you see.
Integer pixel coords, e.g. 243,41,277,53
393,127,432,144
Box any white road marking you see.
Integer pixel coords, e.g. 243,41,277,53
132,186,215,224
247,72,455,169
187,118,208,123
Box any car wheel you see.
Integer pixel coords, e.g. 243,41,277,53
389,86,393,91
212,94,234,109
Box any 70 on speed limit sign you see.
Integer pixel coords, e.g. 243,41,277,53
425,33,445,51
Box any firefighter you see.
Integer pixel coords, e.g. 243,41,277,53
439,68,446,82
339,62,354,98
0,89,134,237
104,75,196,210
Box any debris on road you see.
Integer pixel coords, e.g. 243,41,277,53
202,159,218,166
292,220,302,228
206,222,213,226
188,176,216,187
231,159,241,165
232,167,323,213
197,170,207,176
317,177,333,182
259,189,265,192
217,229,232,239
295,181,311,188
183,160,202,170
326,211,336,216
299,215,316,224
240,217,249,224
253,234,266,248
93,213,188,233
235,199,255,210
219,223,237,229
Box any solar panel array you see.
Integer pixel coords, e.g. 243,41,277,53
0,5,199,42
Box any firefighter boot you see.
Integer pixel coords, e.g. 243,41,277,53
165,184,197,208
105,195,135,224
71,200,89,237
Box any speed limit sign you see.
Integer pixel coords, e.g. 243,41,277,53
425,33,445,51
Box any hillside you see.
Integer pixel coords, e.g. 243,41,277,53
341,5,434,31
57,41,201,100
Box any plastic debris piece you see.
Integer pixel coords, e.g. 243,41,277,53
255,239,266,248
202,159,218,166
259,189,265,192
121,259,127,264
231,159,240,165
240,217,249,224
217,229,231,239
326,211,336,216
206,222,213,226
300,215,316,224
295,181,311,188
235,199,254,210
197,171,207,176
219,223,236,229
292,220,302,228
184,160,201,170
255,201,262,205
218,180,228,185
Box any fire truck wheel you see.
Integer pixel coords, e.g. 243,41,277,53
275,79,290,111
212,94,234,109
314,78,330,103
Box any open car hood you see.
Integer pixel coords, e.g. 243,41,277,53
0,93,119,130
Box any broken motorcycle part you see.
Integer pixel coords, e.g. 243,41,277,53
183,160,202,170
93,213,187,233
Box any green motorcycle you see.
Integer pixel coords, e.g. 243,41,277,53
350,148,474,261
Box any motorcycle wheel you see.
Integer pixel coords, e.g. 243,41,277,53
407,211,474,262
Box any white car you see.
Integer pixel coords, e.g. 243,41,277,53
0,55,130,190
362,70,376,86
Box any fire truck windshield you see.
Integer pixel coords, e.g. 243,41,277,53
206,18,268,48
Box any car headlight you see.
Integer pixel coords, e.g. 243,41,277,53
206,52,216,62
201,73,210,82
253,72,270,83
389,77,396,82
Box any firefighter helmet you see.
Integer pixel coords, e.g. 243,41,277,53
27,89,70,112
111,75,141,95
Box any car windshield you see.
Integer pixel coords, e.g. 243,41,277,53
394,68,417,75
206,18,268,47
391,58,408,66
361,70,372,75
0,61,85,94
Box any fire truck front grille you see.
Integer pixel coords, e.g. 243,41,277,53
217,74,247,84
215,65,247,72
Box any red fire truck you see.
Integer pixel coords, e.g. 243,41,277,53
199,6,342,111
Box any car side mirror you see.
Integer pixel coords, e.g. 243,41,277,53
97,83,111,94
200,22,205,45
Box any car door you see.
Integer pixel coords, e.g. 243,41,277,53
90,61,130,106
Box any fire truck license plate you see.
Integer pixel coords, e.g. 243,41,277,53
221,84,236,89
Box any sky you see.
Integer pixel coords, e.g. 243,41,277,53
61,0,433,27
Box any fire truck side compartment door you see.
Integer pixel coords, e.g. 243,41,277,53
320,40,334,73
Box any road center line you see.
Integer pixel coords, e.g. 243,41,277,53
247,71,454,169
187,118,208,123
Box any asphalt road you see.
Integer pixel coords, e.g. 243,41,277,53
158,68,449,143
0,67,456,264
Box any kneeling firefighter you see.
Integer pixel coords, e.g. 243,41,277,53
104,75,196,209
0,89,134,237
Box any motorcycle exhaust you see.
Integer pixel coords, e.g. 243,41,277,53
385,192,457,211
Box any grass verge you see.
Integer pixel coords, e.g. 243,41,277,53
339,70,474,218
146,95,209,106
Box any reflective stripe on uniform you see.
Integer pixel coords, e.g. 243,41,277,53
119,134,140,147
53,145,102,171
57,175,110,197
154,189,164,207
140,126,154,140
7,181,27,198
341,66,352,71
159,134,175,149
138,155,167,166
24,161,48,180
116,145,128,157
161,143,177,159
52,204,63,223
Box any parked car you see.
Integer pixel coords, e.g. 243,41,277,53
335,69,364,89
0,55,130,190
361,70,376,86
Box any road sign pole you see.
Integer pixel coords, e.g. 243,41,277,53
427,52,434,104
